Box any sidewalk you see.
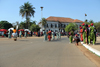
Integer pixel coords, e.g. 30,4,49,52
81,37,100,56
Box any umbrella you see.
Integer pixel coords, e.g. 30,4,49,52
18,29,24,31
8,28,14,31
24,29,29,31
0,29,7,32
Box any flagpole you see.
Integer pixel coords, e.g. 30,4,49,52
85,13,87,22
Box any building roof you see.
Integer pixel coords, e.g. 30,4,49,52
46,16,84,23
73,19,83,23
38,22,41,24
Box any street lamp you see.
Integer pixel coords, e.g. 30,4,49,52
40,6,43,19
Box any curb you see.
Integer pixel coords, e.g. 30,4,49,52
81,42,100,56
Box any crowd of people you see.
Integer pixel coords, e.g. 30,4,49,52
68,23,97,45
0,23,97,43
43,29,61,41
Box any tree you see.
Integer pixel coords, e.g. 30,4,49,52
84,19,90,24
89,20,94,23
29,21,36,27
41,18,47,29
30,24,40,32
94,22,100,32
65,23,78,32
19,21,26,29
0,21,13,29
19,2,35,29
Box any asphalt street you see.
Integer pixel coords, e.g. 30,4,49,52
0,37,97,67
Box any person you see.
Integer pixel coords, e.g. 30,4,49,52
48,30,51,41
89,23,95,45
28,32,30,37
13,28,17,41
79,26,83,41
74,34,80,45
36,32,38,36
88,25,91,44
52,31,55,40
69,29,74,43
85,24,89,44
19,30,22,38
31,31,33,36
38,31,40,37
4,31,6,37
24,31,27,38
94,28,97,42
56,31,59,40
8,29,12,38
44,30,47,41
58,31,61,39
82,23,86,43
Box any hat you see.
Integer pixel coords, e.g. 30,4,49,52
80,27,82,29
88,25,90,27
82,23,85,25
91,23,93,26
75,34,77,36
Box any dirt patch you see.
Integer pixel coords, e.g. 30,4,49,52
77,42,100,67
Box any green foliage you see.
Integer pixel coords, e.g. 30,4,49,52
0,21,13,29
30,24,40,32
41,18,47,28
65,23,78,32
89,20,94,23
84,19,100,32
29,21,36,27
18,21,37,30
19,2,35,29
94,22,100,32
85,19,94,25
19,21,26,29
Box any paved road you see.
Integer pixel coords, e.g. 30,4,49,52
0,37,97,67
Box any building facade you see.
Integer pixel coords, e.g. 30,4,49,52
38,16,84,32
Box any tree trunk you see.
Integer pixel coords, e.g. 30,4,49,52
26,16,28,29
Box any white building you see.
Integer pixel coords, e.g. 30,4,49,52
38,16,84,32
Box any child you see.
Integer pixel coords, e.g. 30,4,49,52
74,34,80,45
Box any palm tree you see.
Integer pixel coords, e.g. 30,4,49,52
19,2,35,29
41,18,47,30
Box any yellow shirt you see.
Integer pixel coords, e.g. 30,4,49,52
13,29,16,33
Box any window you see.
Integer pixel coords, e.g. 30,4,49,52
47,24,48,28
64,24,66,28
51,24,53,28
58,24,60,27
61,24,63,28
55,30,58,32
55,24,57,28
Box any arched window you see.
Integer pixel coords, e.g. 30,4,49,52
51,24,53,28
58,24,60,27
47,24,48,28
64,24,66,28
61,24,63,28
55,24,57,28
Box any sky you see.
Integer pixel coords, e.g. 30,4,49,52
0,0,100,24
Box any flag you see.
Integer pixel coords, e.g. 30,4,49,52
85,14,87,16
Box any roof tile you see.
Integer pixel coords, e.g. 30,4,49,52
46,16,83,23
